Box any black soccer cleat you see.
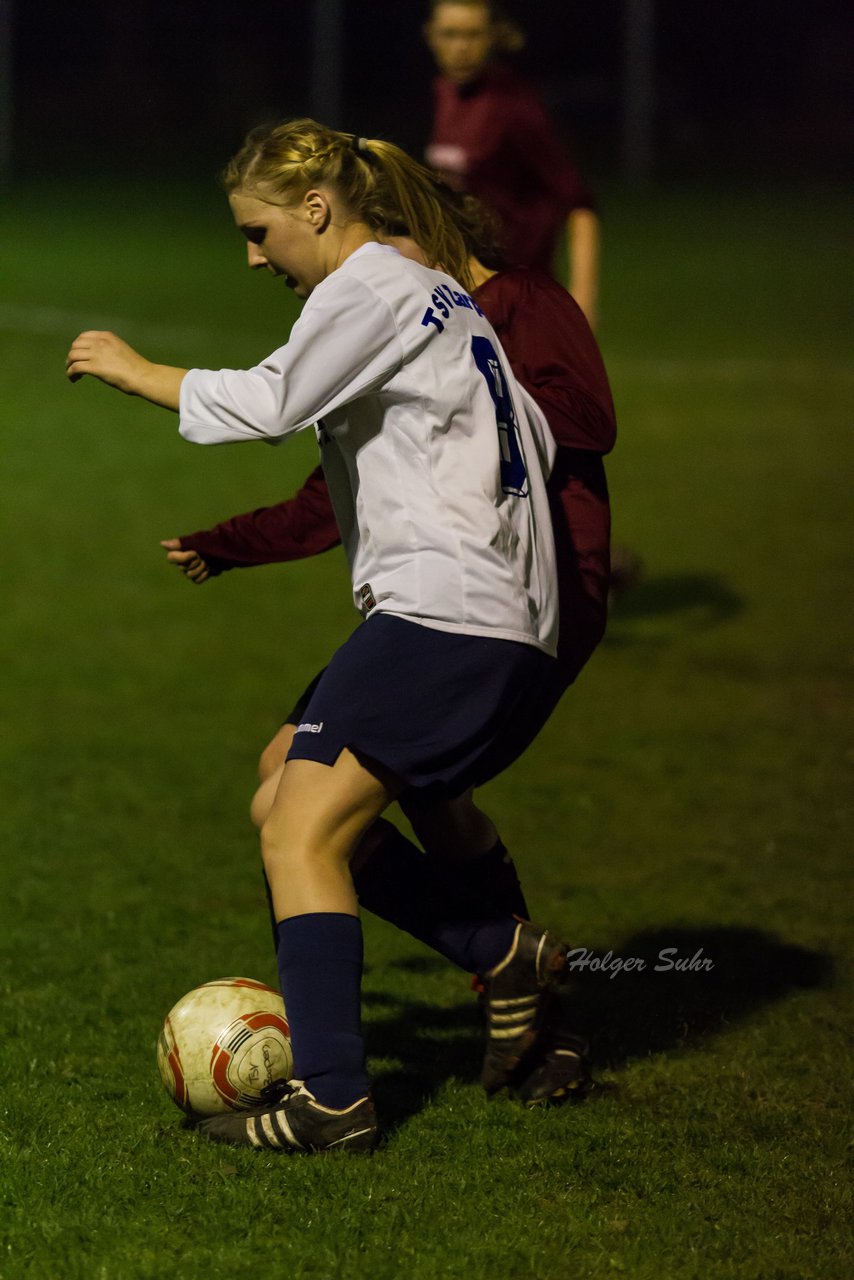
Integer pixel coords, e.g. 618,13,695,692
479,921,570,1095
513,1008,593,1107
196,1081,379,1153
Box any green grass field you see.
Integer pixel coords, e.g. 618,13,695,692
1,178,851,1279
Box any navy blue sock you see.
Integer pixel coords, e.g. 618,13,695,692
275,912,368,1109
353,822,517,976
454,840,530,921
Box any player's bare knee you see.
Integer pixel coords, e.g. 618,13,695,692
259,802,321,873
259,820,339,884
250,769,281,830
259,823,296,884
259,807,289,864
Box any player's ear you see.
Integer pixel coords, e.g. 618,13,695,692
304,189,331,233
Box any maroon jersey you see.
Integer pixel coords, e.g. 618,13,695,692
179,268,615,681
476,269,614,453
177,463,338,575
426,64,596,273
476,269,614,678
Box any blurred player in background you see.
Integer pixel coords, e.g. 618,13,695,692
163,188,616,1106
424,0,600,328
67,119,600,1154
423,0,642,593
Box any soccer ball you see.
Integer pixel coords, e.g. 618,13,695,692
156,977,292,1117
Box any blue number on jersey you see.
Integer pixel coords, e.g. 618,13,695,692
471,336,528,496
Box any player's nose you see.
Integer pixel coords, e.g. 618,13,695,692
247,243,268,270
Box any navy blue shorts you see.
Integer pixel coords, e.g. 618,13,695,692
284,669,326,727
285,614,561,796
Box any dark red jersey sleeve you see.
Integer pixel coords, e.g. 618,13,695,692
177,465,341,574
475,269,616,454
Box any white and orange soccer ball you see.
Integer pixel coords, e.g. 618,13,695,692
156,977,292,1117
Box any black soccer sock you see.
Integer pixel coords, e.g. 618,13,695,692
353,821,517,976
262,866,277,950
264,830,527,974
451,839,530,921
275,912,369,1109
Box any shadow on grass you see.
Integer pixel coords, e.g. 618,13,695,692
364,982,481,1129
606,572,745,640
568,925,833,1069
366,926,833,1128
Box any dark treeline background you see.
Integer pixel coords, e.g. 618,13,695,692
9,0,853,182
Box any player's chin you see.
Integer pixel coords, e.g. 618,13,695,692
449,65,479,85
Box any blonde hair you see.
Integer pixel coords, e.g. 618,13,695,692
222,118,475,291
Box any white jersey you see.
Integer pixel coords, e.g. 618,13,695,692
180,242,558,655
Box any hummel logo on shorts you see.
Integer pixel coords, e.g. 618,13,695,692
295,721,324,734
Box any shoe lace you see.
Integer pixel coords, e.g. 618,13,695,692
259,1078,300,1106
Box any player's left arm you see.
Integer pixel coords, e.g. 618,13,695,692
511,95,600,325
65,331,185,410
566,208,600,331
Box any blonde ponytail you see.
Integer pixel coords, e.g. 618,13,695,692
358,138,473,290
222,118,476,292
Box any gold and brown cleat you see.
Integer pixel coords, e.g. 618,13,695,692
480,922,571,1095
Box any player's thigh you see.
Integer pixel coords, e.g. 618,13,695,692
258,723,296,782
261,749,402,869
258,668,327,783
250,766,284,831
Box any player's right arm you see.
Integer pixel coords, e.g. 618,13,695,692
65,331,186,410
160,541,213,584
179,276,402,445
160,466,342,583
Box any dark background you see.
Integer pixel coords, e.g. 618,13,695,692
8,0,852,184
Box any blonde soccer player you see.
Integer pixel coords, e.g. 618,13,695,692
67,119,577,1154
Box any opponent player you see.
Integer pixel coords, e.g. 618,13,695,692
67,119,587,1154
423,1,646,594
424,0,600,326
163,194,616,1106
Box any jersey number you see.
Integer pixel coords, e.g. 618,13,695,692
471,336,528,497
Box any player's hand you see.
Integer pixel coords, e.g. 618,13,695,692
160,538,211,584
65,331,151,393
